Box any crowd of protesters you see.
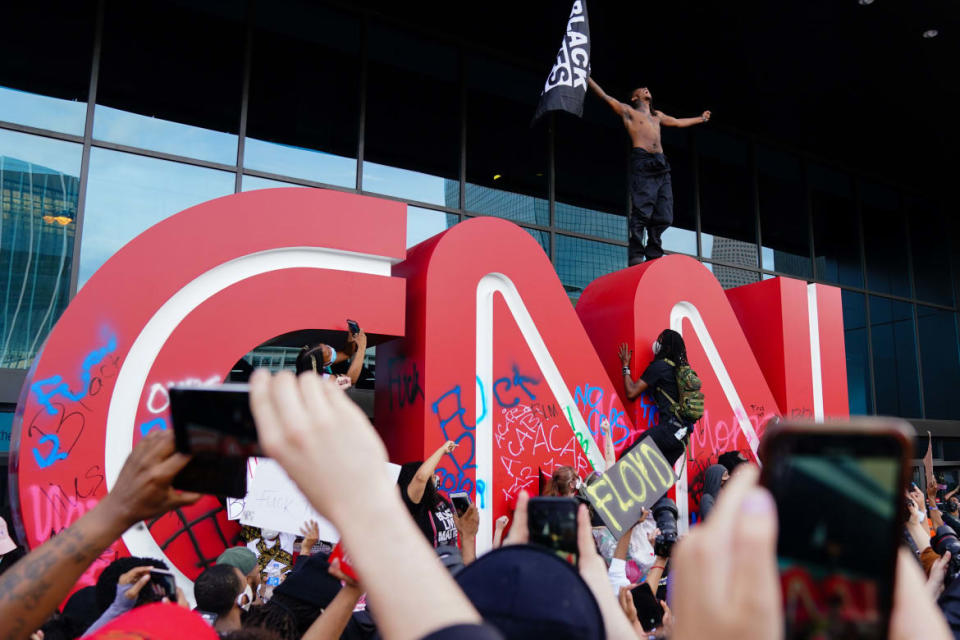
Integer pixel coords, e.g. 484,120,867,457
0,328,957,639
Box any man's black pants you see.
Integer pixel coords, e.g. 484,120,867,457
629,148,674,266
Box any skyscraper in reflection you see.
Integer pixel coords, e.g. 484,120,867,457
0,157,78,368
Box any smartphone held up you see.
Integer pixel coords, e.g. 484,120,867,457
760,418,914,640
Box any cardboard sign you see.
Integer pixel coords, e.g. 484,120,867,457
583,436,676,538
230,458,400,541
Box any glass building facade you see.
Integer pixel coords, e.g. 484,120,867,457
0,0,957,431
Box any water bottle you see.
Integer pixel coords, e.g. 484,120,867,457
262,563,282,601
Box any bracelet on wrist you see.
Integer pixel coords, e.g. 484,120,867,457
622,366,631,374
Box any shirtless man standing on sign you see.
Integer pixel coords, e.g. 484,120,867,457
587,77,710,265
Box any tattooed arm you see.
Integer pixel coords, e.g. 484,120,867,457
0,431,200,640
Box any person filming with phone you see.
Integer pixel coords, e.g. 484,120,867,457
295,321,367,388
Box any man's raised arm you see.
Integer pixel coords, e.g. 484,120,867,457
657,110,711,128
588,77,625,116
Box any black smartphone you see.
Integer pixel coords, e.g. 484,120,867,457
450,492,471,517
760,419,913,640
347,319,360,335
630,584,665,632
146,569,177,602
168,384,262,498
527,497,579,564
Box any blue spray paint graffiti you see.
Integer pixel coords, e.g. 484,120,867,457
493,365,539,408
574,383,633,446
475,479,486,509
31,334,118,416
431,377,488,495
139,418,167,437
32,433,69,468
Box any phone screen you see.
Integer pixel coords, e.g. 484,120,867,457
630,584,665,632
450,493,471,517
763,433,905,640
347,319,360,335
168,384,261,498
146,570,177,602
527,497,579,564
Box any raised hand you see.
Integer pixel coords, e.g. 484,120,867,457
618,343,632,367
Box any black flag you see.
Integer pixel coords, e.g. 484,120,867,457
532,0,591,123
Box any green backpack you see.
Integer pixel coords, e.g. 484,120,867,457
659,358,705,422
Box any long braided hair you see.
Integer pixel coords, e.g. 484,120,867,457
655,329,688,366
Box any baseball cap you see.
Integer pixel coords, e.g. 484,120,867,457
81,602,217,639
454,544,604,640
216,546,257,576
0,517,17,555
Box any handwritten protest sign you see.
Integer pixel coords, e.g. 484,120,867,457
229,458,400,541
583,436,676,538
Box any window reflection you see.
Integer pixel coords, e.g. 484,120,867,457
95,1,243,164
363,23,459,206
811,165,861,287
758,146,811,278
245,6,360,188
698,129,756,269
244,138,355,188
0,87,87,136
79,149,234,289
0,2,94,135
556,235,625,299
0,130,81,368
842,291,872,415
703,263,760,290
869,296,921,418
862,183,910,297
908,198,953,306
465,55,548,225
407,206,454,248
94,106,238,165
241,175,303,191
917,307,960,419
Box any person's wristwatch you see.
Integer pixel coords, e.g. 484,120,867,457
622,366,631,375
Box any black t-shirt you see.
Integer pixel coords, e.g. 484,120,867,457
402,486,459,548
640,359,680,418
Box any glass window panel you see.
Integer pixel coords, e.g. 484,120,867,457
698,129,756,268
917,306,960,420
757,146,811,278
0,410,11,454
862,183,910,297
811,164,861,287
908,198,954,306
244,5,359,188
703,263,761,290
79,149,234,289
465,55,548,226
94,1,243,164
842,291,872,415
869,297,921,418
523,227,550,259
363,23,459,206
0,2,94,134
555,235,625,299
407,206,455,248
241,175,303,191
0,131,82,369
555,93,627,238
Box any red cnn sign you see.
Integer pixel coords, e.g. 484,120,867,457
9,188,847,594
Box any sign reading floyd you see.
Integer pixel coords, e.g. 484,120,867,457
584,437,675,538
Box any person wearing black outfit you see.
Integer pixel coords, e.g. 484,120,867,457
397,441,460,548
618,329,696,466
587,77,710,265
